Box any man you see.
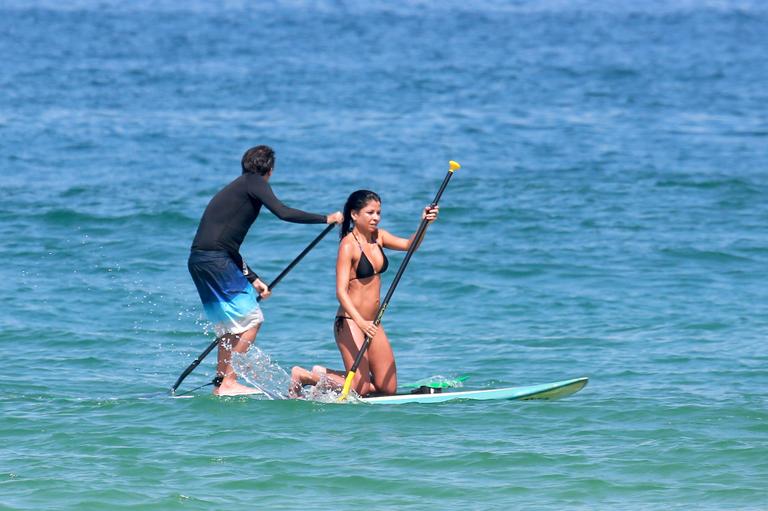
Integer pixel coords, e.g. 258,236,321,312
188,145,342,396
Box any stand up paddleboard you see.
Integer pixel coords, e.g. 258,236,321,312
168,377,588,403
359,377,588,405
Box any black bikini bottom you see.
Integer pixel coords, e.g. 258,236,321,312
334,315,352,333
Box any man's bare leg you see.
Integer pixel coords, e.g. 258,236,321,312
213,326,262,396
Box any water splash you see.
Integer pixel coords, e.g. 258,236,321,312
232,348,364,404
298,374,361,404
231,347,292,400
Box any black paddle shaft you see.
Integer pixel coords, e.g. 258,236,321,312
263,222,337,293
347,169,456,374
170,223,337,394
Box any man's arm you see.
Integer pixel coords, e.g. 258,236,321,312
229,250,259,283
230,250,270,298
251,176,327,224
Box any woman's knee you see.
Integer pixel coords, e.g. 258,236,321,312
378,380,397,395
358,381,376,396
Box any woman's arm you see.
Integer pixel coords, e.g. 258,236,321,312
336,241,364,324
380,205,439,251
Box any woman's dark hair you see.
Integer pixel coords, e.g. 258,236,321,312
241,145,275,175
340,190,381,239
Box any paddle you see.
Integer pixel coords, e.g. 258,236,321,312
170,222,337,395
339,160,461,401
402,375,469,389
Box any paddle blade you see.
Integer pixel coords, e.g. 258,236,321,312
339,370,356,401
448,160,461,172
402,375,469,389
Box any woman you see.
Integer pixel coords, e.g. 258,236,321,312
290,190,438,397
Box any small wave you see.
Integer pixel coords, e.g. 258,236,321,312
659,247,751,263
599,66,640,79
60,186,92,198
655,177,759,193
680,321,729,331
37,208,196,227
40,208,105,225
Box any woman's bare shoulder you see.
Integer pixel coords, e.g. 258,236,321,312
376,228,392,243
338,235,356,255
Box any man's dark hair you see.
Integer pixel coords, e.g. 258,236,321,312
241,145,275,175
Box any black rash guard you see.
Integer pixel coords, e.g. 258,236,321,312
191,172,326,282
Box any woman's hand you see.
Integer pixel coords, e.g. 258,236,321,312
422,204,439,223
252,278,271,300
356,320,379,339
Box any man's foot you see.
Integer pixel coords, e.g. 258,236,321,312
213,380,264,396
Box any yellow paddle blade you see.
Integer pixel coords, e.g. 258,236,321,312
448,160,461,172
339,370,356,401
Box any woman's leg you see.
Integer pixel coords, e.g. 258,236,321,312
334,318,396,396
310,365,346,387
367,325,397,395
334,317,375,396
289,365,346,397
289,365,319,397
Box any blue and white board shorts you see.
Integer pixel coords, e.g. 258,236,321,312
188,250,264,337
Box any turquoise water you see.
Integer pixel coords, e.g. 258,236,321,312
2,1,767,509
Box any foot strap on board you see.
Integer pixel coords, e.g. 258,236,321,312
410,385,443,395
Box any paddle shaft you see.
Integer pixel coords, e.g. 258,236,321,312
340,166,458,398
263,222,337,293
170,223,337,394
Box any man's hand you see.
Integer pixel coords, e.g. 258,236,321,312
252,278,271,300
327,211,343,224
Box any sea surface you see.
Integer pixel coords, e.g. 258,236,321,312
1,1,767,509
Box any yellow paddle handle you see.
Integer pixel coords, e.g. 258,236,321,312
339,370,356,401
448,160,461,172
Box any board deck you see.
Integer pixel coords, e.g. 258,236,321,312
359,377,588,405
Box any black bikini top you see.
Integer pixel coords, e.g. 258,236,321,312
350,233,389,280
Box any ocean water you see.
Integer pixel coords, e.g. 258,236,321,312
1,1,767,509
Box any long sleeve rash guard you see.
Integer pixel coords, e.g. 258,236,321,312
191,173,326,282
